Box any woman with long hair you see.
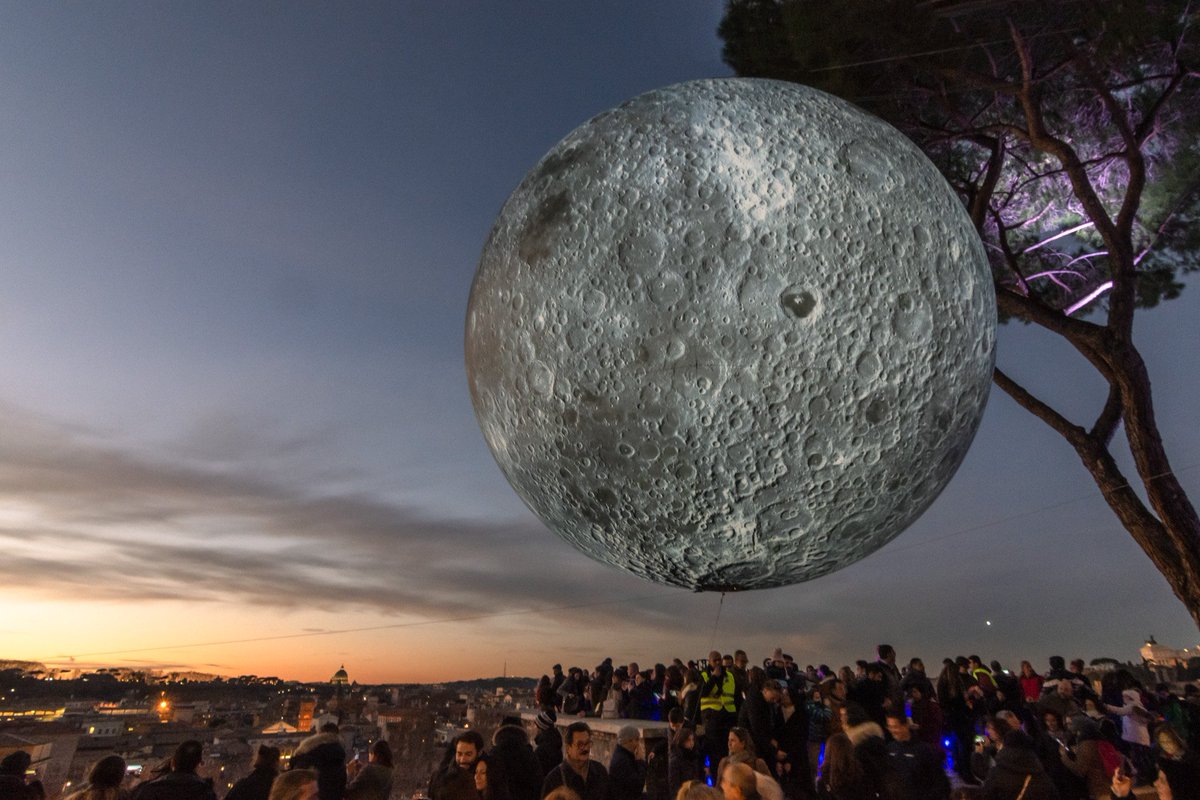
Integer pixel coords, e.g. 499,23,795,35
1019,661,1044,704
776,685,811,799
226,746,280,800
815,733,864,800
64,755,130,800
938,659,978,785
268,770,318,800
662,665,684,720
679,668,702,729
536,676,555,711
600,672,627,719
716,727,771,782
474,753,510,800
1152,723,1200,798
346,740,394,800
668,726,704,800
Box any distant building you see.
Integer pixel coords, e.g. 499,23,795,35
297,697,316,732
331,666,350,686
1141,636,1195,667
80,717,125,737
0,704,66,723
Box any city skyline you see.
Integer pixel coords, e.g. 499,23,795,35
1,3,1198,684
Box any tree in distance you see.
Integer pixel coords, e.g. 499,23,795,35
719,0,1200,625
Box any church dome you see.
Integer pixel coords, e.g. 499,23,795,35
331,665,349,685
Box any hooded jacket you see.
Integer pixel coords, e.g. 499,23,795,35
292,732,348,800
491,722,544,800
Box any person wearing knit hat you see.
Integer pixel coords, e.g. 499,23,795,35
609,726,646,800
534,710,563,778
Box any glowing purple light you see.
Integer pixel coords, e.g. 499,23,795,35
1065,281,1114,316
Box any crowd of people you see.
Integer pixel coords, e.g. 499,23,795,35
0,722,389,800
435,646,1200,800
5,645,1200,800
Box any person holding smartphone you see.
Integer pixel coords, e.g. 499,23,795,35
1109,760,1187,800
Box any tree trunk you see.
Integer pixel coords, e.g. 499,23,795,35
996,336,1200,631
1110,342,1200,629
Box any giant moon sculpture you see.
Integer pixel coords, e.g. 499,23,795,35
466,79,996,591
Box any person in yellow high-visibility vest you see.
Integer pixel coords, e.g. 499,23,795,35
699,649,737,777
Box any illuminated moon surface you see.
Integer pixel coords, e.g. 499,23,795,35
466,78,996,591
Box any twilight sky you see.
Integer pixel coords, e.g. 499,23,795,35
1,3,1197,684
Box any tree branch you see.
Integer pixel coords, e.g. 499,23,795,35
1135,69,1186,147
1007,23,1121,248
994,288,1106,344
993,367,1087,445
970,135,1006,230
1090,384,1123,445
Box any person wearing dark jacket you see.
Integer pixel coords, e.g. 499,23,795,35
609,726,648,800
629,672,659,721
489,717,543,800
225,746,280,800
775,685,810,799
668,726,704,800
848,665,890,729
63,755,131,800
291,724,347,800
738,671,781,773
980,730,1060,800
542,722,608,800
939,662,983,786
885,713,950,800
1031,712,1085,800
900,659,935,700
431,732,485,800
843,711,908,800
551,664,566,700
680,669,703,730
0,751,46,800
906,684,944,749
346,741,394,800
559,669,585,715
534,711,563,778
991,662,1024,713
647,710,682,800
131,740,217,800
474,753,512,800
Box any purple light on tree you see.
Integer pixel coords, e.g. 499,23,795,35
1065,281,1115,316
